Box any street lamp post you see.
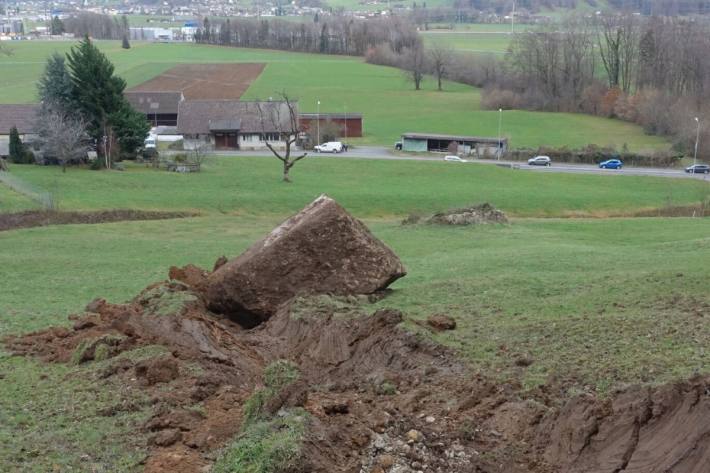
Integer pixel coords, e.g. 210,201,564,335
497,108,503,160
316,100,321,146
693,117,700,173
343,104,347,143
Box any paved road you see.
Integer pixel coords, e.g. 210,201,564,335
205,147,710,181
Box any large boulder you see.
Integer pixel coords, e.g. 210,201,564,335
205,195,406,327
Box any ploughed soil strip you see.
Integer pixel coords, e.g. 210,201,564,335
6,264,710,473
0,209,196,232
127,63,266,100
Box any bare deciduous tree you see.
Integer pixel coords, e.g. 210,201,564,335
256,93,307,183
428,43,453,91
596,14,639,93
37,110,91,172
402,45,426,91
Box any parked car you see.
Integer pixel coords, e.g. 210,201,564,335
444,155,467,162
685,164,710,174
394,141,402,151
599,159,623,169
143,134,157,150
314,141,344,153
528,155,551,166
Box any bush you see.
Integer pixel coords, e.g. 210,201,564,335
502,145,682,168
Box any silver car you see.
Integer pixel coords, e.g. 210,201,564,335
528,155,551,166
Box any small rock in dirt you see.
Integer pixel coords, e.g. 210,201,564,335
425,416,436,423
205,195,407,327
150,428,182,447
406,430,424,443
323,401,350,415
135,356,180,386
426,314,456,331
378,454,395,468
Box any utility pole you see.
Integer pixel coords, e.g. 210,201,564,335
317,100,321,146
343,104,347,143
498,108,502,160
511,0,515,34
693,117,700,173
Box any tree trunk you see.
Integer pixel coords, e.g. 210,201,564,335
437,74,442,91
282,162,292,182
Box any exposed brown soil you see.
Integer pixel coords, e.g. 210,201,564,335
7,268,710,473
5,197,710,472
0,209,196,232
127,63,266,100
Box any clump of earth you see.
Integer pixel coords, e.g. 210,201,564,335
402,203,508,226
5,195,709,473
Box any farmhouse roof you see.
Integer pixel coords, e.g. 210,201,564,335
125,91,183,115
299,113,363,120
401,132,507,144
0,104,40,134
177,100,294,134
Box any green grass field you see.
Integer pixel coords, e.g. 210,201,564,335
420,31,512,54
1,158,710,471
5,158,708,217
0,40,668,151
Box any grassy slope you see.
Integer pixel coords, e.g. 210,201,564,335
2,160,710,471
0,40,667,150
1,213,708,391
4,158,709,217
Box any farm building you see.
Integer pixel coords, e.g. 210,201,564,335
125,91,183,127
0,104,40,157
400,132,508,157
299,113,363,139
177,100,293,151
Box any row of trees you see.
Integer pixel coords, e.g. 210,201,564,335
63,12,131,40
475,15,710,157
194,16,420,56
35,37,149,170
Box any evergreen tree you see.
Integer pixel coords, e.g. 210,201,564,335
66,36,148,163
8,126,25,164
109,104,150,157
37,53,73,113
122,34,131,49
50,16,65,35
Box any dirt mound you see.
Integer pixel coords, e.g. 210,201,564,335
206,195,407,327
6,198,710,472
541,377,710,472
0,209,195,232
7,268,710,472
428,203,508,225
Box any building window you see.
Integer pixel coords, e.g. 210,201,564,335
261,133,280,142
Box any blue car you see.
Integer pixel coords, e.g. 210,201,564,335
599,159,623,169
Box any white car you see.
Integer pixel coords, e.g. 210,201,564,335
314,141,344,153
444,155,467,162
528,155,551,166
143,134,157,150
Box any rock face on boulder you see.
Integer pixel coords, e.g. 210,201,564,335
205,195,406,327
